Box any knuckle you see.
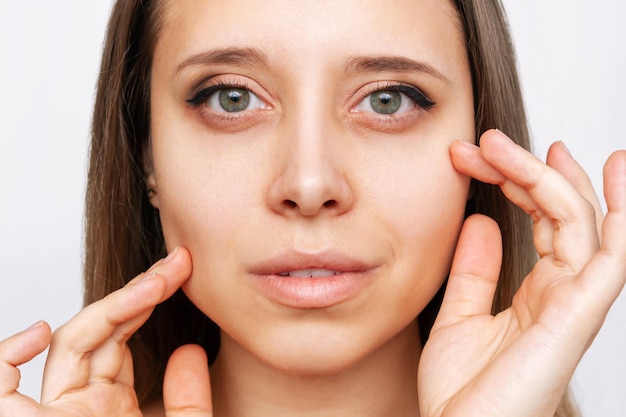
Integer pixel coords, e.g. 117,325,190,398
0,362,20,393
49,326,66,345
580,197,597,221
49,326,83,356
557,195,597,226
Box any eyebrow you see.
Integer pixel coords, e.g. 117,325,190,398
174,47,269,77
174,48,450,85
345,56,450,84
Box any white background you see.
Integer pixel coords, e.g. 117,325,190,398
0,1,624,415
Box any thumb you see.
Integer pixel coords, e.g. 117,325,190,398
0,322,51,416
164,344,213,417
431,214,503,332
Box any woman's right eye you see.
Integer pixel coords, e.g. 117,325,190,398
187,84,266,113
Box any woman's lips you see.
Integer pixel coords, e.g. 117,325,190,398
277,268,340,277
248,250,378,308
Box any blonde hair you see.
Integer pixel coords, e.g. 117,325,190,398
83,1,578,414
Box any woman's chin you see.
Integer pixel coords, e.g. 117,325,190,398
218,319,419,378
259,341,368,377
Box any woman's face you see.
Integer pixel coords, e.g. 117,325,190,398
149,0,474,373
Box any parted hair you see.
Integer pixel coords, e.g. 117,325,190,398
83,0,578,415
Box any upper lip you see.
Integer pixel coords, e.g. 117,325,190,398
249,249,377,276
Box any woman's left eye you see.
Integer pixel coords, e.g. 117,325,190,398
354,85,435,115
188,85,266,113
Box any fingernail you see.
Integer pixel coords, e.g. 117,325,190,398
559,141,572,156
145,247,178,273
137,272,157,284
457,139,477,148
162,247,178,264
25,320,44,331
492,129,514,143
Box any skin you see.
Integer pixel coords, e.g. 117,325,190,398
148,1,472,415
145,0,474,414
0,1,624,417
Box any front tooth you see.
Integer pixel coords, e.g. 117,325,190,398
288,269,337,278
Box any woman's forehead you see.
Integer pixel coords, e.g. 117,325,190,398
154,0,465,78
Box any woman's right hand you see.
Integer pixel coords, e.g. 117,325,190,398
0,247,213,417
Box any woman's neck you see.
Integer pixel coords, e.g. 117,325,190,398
210,321,422,417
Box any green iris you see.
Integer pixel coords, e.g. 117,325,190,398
370,90,402,114
219,88,250,112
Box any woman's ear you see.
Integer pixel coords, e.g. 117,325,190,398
143,143,160,209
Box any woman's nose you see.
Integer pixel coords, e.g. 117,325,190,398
266,117,354,218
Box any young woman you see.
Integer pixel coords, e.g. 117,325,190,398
1,1,624,416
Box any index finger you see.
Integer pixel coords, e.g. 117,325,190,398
453,130,599,270
41,247,192,403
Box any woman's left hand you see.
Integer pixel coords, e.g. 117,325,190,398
418,129,626,417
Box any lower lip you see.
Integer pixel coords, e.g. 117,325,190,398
249,272,374,308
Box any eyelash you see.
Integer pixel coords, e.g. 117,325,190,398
356,82,435,112
185,80,436,125
394,84,434,110
186,80,256,107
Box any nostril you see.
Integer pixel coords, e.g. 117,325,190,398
282,199,337,211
